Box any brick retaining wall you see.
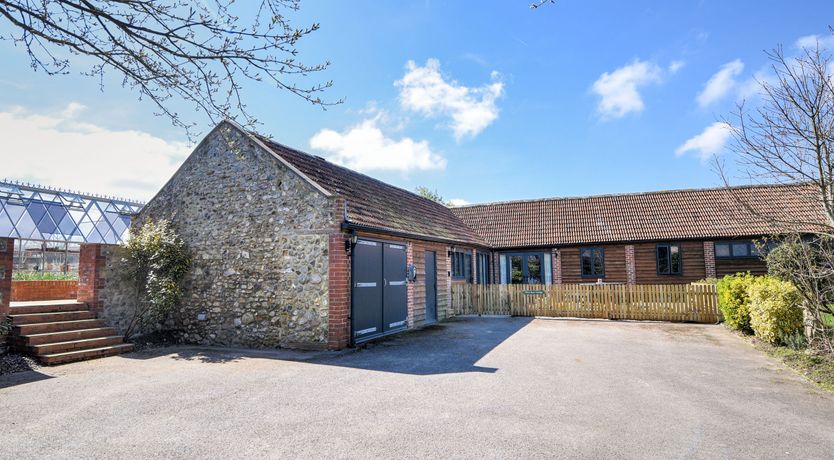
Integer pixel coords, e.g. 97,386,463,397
11,280,78,302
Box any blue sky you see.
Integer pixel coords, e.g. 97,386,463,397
1,1,832,203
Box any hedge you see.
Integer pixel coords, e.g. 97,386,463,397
716,273,755,334
748,276,804,346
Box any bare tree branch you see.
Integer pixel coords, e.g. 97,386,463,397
0,0,341,139
717,39,834,233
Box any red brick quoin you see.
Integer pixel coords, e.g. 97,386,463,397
0,237,13,317
328,233,350,350
78,244,107,314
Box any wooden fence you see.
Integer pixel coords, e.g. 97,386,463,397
452,283,720,323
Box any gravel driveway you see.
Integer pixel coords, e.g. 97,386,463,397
2,317,833,459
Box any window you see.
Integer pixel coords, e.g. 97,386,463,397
656,244,682,275
580,247,604,277
477,252,490,284
451,251,471,281
464,253,472,282
714,240,773,259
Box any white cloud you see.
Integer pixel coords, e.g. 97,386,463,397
796,34,834,50
396,59,503,140
675,122,733,161
697,59,744,107
591,60,663,119
447,198,470,207
668,60,686,74
309,116,446,173
0,103,189,201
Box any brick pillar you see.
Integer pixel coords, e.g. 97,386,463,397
0,238,13,317
327,233,350,349
327,198,350,350
704,241,716,279
625,245,636,285
553,249,563,284
78,244,106,314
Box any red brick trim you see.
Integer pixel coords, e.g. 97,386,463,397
78,244,106,314
625,245,636,285
553,249,563,284
327,233,350,350
704,241,716,279
0,237,13,317
11,280,78,302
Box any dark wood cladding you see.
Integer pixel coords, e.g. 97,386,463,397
560,245,627,284
716,258,767,277
633,241,706,284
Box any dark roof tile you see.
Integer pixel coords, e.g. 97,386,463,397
451,183,828,248
256,136,487,246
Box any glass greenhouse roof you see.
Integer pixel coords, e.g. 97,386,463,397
0,180,144,244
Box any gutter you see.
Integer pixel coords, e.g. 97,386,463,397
340,222,490,249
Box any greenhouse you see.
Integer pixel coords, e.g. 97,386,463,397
0,180,143,274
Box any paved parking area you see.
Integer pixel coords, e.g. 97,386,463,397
2,317,834,459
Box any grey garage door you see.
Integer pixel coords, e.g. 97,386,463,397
352,239,408,342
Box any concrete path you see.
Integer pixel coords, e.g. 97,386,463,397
2,317,833,459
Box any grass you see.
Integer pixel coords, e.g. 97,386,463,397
751,338,834,394
12,271,78,281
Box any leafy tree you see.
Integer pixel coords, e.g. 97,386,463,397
720,35,834,354
122,219,190,339
0,0,338,138
415,186,448,206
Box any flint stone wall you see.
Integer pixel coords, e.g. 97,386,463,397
132,124,334,349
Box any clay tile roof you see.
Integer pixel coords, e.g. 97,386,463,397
451,183,829,249
256,136,487,246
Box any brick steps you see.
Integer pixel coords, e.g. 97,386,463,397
10,301,86,315
22,327,119,346
14,318,105,335
10,310,96,325
39,344,135,366
6,300,133,365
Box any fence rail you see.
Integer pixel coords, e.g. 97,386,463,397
452,283,720,323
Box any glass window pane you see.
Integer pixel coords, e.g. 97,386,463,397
510,255,523,284
499,255,507,285
527,254,542,284
732,243,749,257
715,243,730,258
581,249,592,276
593,249,604,276
464,254,472,282
657,246,670,274
670,245,681,274
543,253,552,285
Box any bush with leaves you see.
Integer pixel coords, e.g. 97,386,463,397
748,276,803,346
716,273,756,334
123,220,190,339
767,235,834,354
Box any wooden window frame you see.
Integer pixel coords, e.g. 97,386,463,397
580,247,605,278
714,240,762,259
656,243,683,276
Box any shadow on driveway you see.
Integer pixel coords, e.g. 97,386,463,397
128,316,533,376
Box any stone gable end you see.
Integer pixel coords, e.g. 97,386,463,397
133,122,336,349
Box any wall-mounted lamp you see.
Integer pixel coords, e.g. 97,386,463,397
345,230,358,255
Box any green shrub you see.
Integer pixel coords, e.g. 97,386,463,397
716,273,755,334
748,276,804,346
12,271,78,281
123,219,190,339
